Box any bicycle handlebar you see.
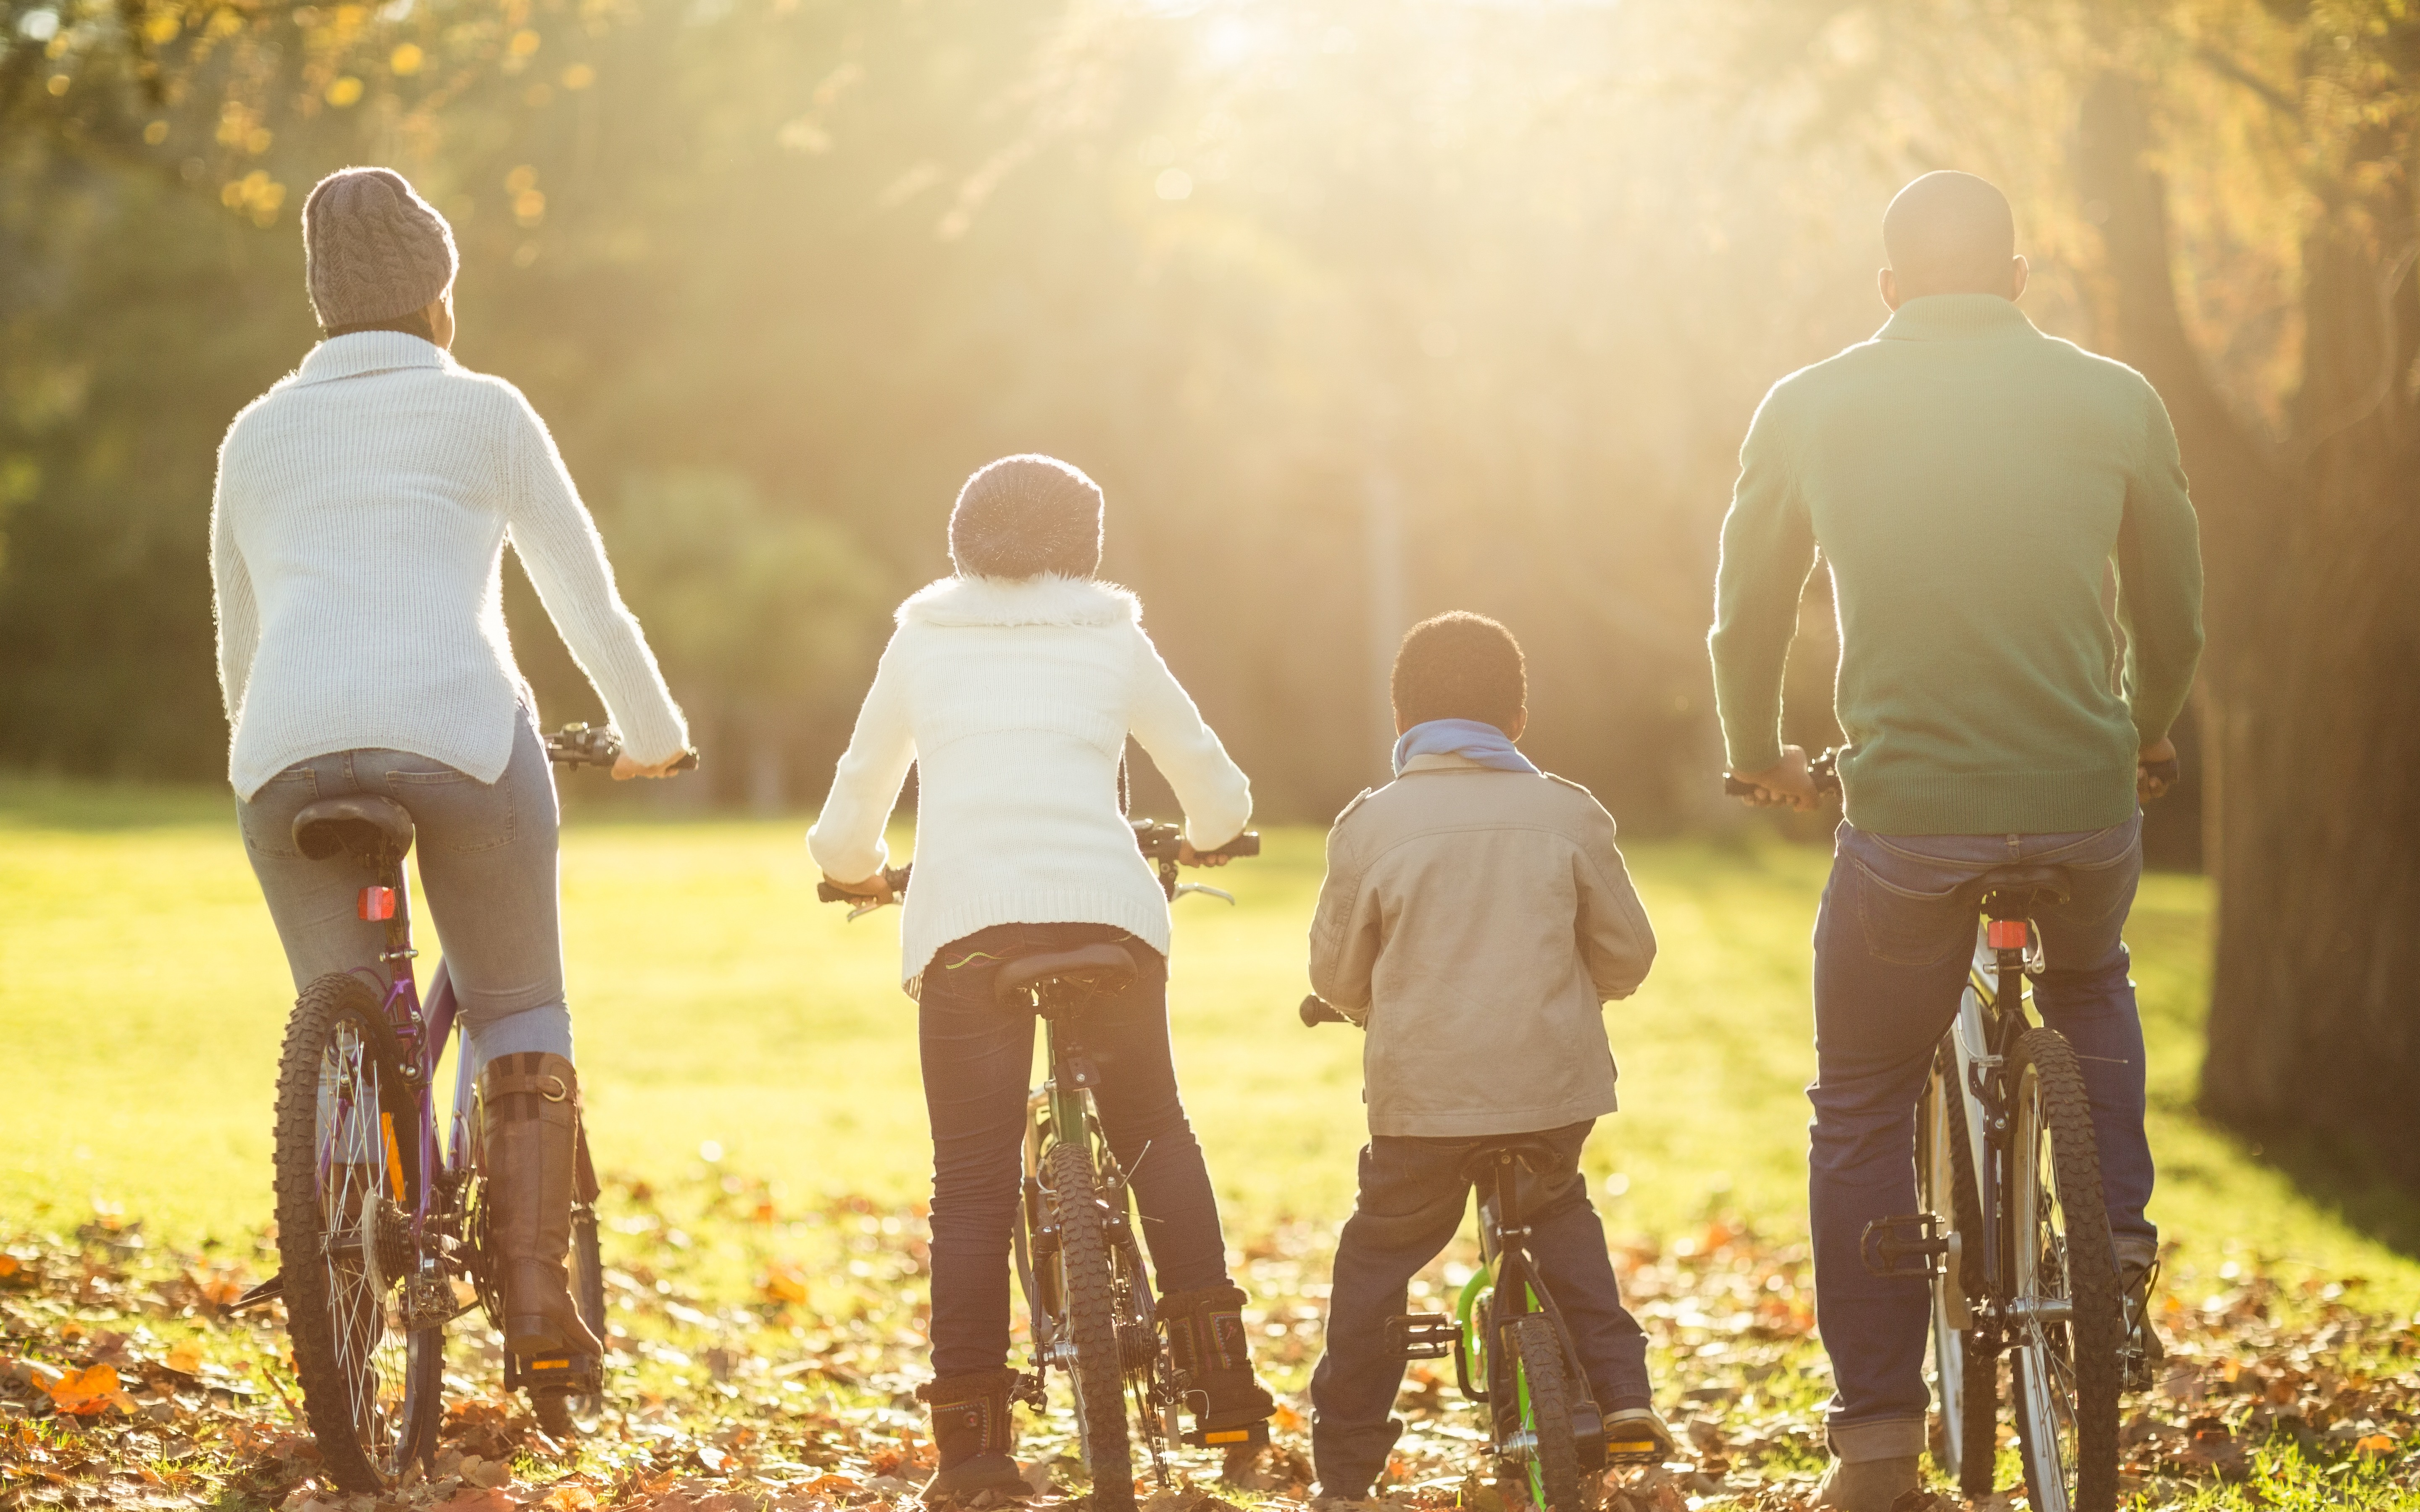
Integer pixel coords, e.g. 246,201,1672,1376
544,723,700,773
1299,995,1351,1028
1725,746,2183,805
815,819,1258,909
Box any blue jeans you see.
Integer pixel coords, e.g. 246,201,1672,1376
918,921,1231,1377
234,711,573,1065
1310,1121,1650,1496
1810,815,2155,1459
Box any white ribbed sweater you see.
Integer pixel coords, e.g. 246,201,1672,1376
210,333,687,798
808,575,1252,989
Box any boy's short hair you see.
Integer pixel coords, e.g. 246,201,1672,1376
1392,612,1526,732
949,454,1105,580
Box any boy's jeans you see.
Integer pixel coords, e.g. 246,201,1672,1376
1810,815,2155,1461
1310,1121,1650,1496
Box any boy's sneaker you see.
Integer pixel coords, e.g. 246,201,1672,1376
1603,1406,1675,1462
1161,1283,1278,1443
2120,1257,2166,1393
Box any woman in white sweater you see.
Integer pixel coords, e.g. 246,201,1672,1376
211,167,689,1362
810,455,1276,1497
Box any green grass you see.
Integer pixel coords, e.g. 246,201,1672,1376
4,775,2417,1316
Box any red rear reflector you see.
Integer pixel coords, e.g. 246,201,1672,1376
358,885,397,921
1987,919,2028,950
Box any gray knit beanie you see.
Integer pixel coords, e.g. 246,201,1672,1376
949,455,1106,580
301,167,459,330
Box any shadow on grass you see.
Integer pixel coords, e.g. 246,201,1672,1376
2214,1111,2420,1265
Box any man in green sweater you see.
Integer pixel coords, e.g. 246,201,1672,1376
1710,171,2203,1512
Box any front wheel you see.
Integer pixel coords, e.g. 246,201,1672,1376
1505,1314,1587,1512
2007,1029,2124,1512
272,973,442,1491
1047,1139,1136,1512
1919,1047,1997,1495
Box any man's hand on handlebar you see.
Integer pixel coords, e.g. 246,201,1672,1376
2137,735,2181,804
1729,744,1820,813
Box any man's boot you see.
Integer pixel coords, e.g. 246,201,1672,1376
1160,1283,1278,1439
916,1370,1031,1502
479,1052,603,1357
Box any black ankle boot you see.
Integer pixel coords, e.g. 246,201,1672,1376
917,1370,1031,1502
1160,1283,1277,1434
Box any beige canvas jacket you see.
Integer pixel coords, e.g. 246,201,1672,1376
1307,753,1657,1138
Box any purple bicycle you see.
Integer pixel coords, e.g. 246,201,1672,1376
230,724,694,1491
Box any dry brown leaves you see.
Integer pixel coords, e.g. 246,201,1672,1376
3,1183,2416,1510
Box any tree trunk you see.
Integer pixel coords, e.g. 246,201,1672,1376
2078,74,2420,1186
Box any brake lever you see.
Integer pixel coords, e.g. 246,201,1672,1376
1173,882,1236,905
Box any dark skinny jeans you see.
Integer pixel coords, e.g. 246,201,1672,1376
920,921,1231,1378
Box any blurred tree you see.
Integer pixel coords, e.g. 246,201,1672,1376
1743,0,2420,1188
599,471,888,813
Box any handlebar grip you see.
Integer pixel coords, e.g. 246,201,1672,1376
1723,776,1759,797
2140,756,2181,790
1299,995,1349,1027
671,748,700,773
1216,832,1260,858
816,881,848,904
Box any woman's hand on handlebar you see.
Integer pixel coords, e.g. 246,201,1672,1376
613,752,689,781
1728,744,1820,813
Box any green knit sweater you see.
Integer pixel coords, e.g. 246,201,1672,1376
1710,294,2205,835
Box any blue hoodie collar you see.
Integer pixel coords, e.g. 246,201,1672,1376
1392,718,1539,777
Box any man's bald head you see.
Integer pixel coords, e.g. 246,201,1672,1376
1881,171,2023,304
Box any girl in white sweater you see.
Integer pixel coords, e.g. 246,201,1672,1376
212,168,689,1366
810,456,1276,1498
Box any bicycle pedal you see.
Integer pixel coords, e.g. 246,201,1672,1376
1860,1213,1950,1279
1385,1313,1458,1361
1183,1420,1269,1451
516,1352,600,1391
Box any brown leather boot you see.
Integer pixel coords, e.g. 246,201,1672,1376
916,1370,1031,1502
479,1052,603,1357
1160,1283,1277,1436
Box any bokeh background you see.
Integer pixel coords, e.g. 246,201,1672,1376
4,1,2416,1194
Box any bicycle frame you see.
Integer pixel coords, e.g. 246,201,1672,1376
1940,917,2040,1338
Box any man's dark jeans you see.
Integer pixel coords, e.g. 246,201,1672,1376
1811,814,2155,1460
1310,1121,1650,1496
920,921,1230,1378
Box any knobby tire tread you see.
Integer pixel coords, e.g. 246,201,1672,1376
1925,1051,1998,1497
1507,1314,1586,1512
272,973,437,1491
2010,1029,2124,1512
1049,1140,1135,1512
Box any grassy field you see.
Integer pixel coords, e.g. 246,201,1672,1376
5,776,2416,1315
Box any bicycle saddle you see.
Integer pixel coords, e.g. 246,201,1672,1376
1957,863,2072,912
1457,1135,1565,1185
292,795,416,862
994,942,1138,1005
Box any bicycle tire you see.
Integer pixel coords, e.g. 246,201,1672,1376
1919,1048,1997,1496
2007,1029,2124,1512
1047,1139,1136,1512
531,1203,606,1438
1506,1313,1587,1512
272,972,442,1490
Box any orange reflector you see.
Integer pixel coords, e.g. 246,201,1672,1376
1986,919,2028,950
379,1112,406,1200
358,886,397,921
1204,1431,1248,1444
530,1358,568,1370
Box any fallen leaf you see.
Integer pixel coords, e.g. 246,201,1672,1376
164,1339,204,1374
431,1490,515,1512
2355,1433,2396,1454
762,1260,810,1305
45,1362,136,1416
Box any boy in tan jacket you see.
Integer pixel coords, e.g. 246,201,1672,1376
1305,612,1667,1501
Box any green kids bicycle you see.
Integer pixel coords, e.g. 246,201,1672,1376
1302,998,1664,1512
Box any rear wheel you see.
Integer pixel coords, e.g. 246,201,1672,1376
1506,1314,1586,1512
2007,1029,2124,1512
1048,1139,1135,1512
272,973,442,1491
531,1201,606,1438
1919,1048,1997,1496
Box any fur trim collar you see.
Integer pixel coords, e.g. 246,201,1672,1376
898,574,1142,629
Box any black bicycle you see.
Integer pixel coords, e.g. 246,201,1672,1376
1299,998,1660,1512
231,724,693,1489
1728,748,2175,1512
820,820,1263,1510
